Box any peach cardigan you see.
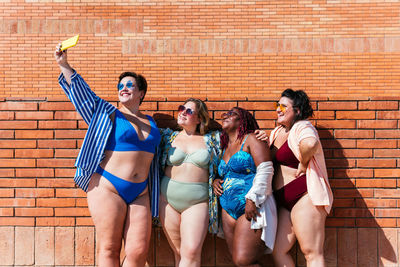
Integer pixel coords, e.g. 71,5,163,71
269,120,333,214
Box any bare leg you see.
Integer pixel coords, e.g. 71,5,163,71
122,191,152,267
159,195,182,267
271,207,297,267
291,194,327,267
221,208,236,256
231,215,265,267
179,201,209,267
87,173,127,267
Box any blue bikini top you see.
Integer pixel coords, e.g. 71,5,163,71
166,147,210,169
218,135,256,178
105,109,161,154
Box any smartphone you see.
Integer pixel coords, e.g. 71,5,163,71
60,35,80,51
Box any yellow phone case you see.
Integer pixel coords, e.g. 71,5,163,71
61,35,80,51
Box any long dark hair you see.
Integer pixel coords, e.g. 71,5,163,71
220,107,259,150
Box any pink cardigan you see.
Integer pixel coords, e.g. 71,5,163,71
269,120,333,214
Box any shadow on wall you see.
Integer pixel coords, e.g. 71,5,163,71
318,126,397,267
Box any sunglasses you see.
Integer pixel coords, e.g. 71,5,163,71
221,110,239,119
178,105,196,116
118,81,135,91
274,102,287,113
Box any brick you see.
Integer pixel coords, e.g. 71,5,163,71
35,227,55,265
37,198,75,207
39,102,75,111
55,227,75,265
0,188,14,197
338,228,357,266
54,129,86,139
324,228,337,266
357,139,397,149
54,111,83,120
15,208,53,217
15,129,53,139
356,179,396,188
15,149,53,158
0,112,14,120
16,168,53,177
359,101,398,110
15,227,34,266
316,120,356,129
38,139,77,148
375,149,400,158
357,120,397,129
54,148,79,158
333,149,372,158
56,188,86,198
0,208,13,216
375,189,400,198
39,120,77,129
0,130,14,139
0,159,35,167
36,158,75,168
334,129,374,139
374,169,400,178
15,111,53,120
0,169,14,178
76,217,94,226
318,101,357,110
37,178,75,188
0,179,36,188
357,228,377,267
0,102,37,111
0,227,14,265
357,159,396,168
55,207,90,217
36,217,75,227
0,149,13,157
15,188,54,198
0,121,37,129
375,130,400,139
378,228,398,267
0,217,34,226
0,140,36,148
336,110,375,120
75,227,95,266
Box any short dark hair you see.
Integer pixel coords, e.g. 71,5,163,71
118,72,147,104
281,88,313,122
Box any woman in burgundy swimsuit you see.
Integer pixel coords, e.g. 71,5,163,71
270,89,333,267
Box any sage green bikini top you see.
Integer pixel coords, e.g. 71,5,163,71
166,147,211,169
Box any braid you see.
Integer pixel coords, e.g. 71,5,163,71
220,107,259,150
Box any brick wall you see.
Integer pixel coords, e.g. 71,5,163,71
1,97,400,266
2,0,400,266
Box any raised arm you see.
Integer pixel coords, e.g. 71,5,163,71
54,43,74,85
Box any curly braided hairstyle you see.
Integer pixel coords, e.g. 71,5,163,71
220,107,259,150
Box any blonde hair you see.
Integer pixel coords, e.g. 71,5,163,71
184,98,210,135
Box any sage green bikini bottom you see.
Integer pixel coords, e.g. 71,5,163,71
160,175,208,213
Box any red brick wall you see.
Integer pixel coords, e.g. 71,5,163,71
1,0,400,266
1,97,400,266
1,1,400,99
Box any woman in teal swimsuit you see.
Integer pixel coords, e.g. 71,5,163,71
213,107,277,266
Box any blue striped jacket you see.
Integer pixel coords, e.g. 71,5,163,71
58,71,160,218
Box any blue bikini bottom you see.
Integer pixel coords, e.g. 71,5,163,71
95,166,148,204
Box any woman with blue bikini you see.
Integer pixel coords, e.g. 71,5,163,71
213,107,277,266
54,44,160,267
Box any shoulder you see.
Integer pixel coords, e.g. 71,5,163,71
246,133,266,148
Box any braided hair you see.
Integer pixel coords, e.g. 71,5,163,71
220,107,259,150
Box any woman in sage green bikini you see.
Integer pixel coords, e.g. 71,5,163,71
158,98,220,267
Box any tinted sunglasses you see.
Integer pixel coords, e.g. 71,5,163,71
221,110,239,118
118,81,135,91
178,105,196,116
274,102,287,113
